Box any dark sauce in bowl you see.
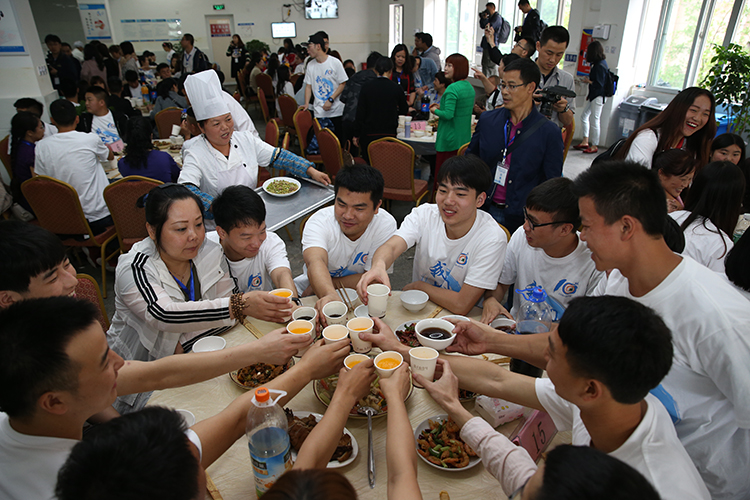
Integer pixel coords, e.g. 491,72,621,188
420,327,453,340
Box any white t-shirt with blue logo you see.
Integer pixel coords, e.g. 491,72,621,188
297,206,397,293
500,226,603,320
206,230,290,292
394,204,505,292
303,55,348,118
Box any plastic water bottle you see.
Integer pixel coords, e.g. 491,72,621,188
246,387,291,497
512,286,552,378
733,214,750,243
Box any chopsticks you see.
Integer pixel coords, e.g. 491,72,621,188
205,472,223,500
242,318,264,339
427,306,444,318
335,281,354,312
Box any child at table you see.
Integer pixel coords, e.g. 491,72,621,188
357,155,507,315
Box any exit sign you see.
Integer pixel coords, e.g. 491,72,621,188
213,4,225,10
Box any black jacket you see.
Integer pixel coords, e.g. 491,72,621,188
354,77,408,137
108,94,141,118
77,109,130,142
517,9,543,42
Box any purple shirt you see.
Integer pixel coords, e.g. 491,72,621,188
118,149,180,183
492,120,523,204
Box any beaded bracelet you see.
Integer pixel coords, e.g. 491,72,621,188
230,293,246,323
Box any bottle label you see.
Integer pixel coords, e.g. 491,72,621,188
421,102,429,112
250,443,292,497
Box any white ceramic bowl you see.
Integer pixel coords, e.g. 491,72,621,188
490,317,517,332
175,409,195,427
400,290,429,312
192,336,226,352
441,314,470,324
169,135,184,145
354,304,370,318
336,287,359,305
415,318,457,350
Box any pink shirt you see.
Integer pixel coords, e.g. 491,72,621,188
492,120,524,204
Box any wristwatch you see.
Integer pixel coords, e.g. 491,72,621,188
563,103,571,113
327,97,334,103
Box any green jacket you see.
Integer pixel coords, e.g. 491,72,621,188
433,79,474,152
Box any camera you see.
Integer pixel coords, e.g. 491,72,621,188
536,85,577,118
479,9,490,18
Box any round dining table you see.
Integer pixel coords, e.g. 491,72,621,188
147,291,571,500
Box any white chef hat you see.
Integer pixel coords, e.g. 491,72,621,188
184,71,230,121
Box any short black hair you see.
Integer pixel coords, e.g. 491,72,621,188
56,407,199,500
557,296,673,405
414,32,433,47
45,34,61,44
213,185,267,231
366,51,382,69
182,33,195,45
374,56,393,76
501,58,540,92
572,160,667,237
726,229,750,291
156,62,170,72
520,36,537,58
540,26,570,48
124,70,139,83
120,41,134,55
59,79,78,99
108,77,123,94
501,53,521,68
14,97,44,117
85,85,108,102
0,221,68,293
334,164,385,207
518,0,530,6
137,184,204,249
525,177,580,227
711,133,746,162
437,155,492,196
538,445,661,500
50,99,78,126
61,42,71,49
0,297,100,419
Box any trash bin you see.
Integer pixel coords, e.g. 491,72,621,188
616,95,649,139
715,113,730,136
639,98,667,128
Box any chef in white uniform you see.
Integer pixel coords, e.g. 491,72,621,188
178,71,329,200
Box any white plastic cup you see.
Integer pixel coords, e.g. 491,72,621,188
322,301,348,325
171,123,182,136
347,317,374,354
322,324,349,346
270,288,294,322
344,353,370,370
292,306,318,324
287,320,314,356
374,351,403,378
367,284,390,318
409,346,439,388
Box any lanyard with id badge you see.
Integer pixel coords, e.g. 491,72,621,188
494,120,515,187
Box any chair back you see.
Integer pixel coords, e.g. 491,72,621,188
0,135,11,181
265,118,282,147
257,87,270,123
317,128,344,179
237,69,248,99
457,142,470,156
75,273,110,331
289,73,300,87
277,94,298,130
281,132,290,150
561,120,575,162
21,176,93,236
368,137,416,191
154,107,182,139
497,222,511,242
256,73,275,100
103,176,162,252
293,108,314,153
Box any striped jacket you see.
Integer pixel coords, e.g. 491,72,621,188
107,237,238,361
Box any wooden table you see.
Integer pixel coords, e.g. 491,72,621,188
148,292,570,500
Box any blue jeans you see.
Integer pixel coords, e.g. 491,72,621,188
485,204,523,233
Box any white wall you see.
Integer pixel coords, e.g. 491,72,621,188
106,0,388,68
1,0,58,184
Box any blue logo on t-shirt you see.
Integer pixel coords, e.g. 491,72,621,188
553,279,579,296
330,266,355,278
352,252,368,266
248,274,262,290
428,261,461,291
650,384,682,424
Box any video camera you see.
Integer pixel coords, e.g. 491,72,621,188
536,85,577,118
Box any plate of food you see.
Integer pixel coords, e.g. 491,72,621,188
285,409,358,468
262,177,301,197
313,373,413,419
229,359,294,390
394,321,419,347
414,415,480,471
153,140,171,148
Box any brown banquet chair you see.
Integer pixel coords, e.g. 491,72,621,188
75,273,110,332
154,107,182,139
103,175,163,253
368,137,429,208
317,127,345,180
293,108,323,166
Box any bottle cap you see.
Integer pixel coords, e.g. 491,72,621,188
255,387,270,403
530,286,547,302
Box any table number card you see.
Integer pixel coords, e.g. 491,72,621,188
510,410,557,462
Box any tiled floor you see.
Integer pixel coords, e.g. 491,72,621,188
88,108,593,317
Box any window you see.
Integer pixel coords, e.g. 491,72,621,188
649,0,749,90
388,4,404,57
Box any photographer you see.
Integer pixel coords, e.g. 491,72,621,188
479,3,508,76
534,26,575,129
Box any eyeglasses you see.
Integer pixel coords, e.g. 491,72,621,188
523,207,574,230
499,81,528,91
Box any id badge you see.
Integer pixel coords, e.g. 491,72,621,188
494,160,509,187
234,57,239,63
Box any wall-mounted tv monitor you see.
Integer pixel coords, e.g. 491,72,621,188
271,22,297,39
305,0,338,19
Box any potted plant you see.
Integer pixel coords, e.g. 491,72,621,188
701,43,750,136
245,39,270,56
